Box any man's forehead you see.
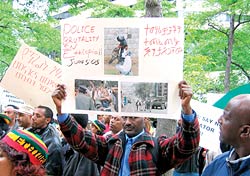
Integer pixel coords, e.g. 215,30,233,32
34,108,45,114
112,115,121,119
122,116,143,119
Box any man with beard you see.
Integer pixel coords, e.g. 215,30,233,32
16,104,34,130
28,105,64,176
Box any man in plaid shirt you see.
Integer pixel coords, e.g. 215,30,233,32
52,81,200,176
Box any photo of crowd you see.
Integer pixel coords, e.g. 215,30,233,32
75,79,119,112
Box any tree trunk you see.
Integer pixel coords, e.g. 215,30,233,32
145,0,162,17
224,15,235,93
155,118,177,176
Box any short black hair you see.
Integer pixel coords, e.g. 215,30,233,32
71,114,88,128
78,85,87,94
6,104,19,110
37,105,54,123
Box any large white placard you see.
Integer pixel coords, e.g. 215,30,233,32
61,17,184,118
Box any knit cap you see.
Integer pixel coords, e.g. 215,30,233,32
2,129,48,165
0,113,12,125
92,120,106,133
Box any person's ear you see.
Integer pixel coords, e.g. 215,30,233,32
240,125,250,138
46,118,51,124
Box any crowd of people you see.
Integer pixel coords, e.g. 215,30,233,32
135,99,153,112
75,81,118,112
0,80,250,175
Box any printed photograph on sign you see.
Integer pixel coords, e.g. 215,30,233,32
75,79,118,112
104,28,139,76
121,81,168,114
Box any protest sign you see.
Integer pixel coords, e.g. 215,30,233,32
0,86,25,111
61,17,184,118
191,100,222,152
0,43,62,109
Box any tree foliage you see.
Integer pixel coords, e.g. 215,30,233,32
134,83,154,100
2,0,250,94
185,0,250,93
0,1,60,79
0,2,19,76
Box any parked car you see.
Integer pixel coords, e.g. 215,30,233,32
151,99,166,109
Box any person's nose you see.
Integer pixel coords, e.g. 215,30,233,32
218,115,223,125
31,115,36,121
110,119,114,125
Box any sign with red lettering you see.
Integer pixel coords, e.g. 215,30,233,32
0,44,62,109
61,18,184,118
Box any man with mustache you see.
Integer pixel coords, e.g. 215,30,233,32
52,81,200,176
103,115,125,138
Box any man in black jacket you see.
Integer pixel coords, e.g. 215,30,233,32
62,113,100,176
29,105,64,176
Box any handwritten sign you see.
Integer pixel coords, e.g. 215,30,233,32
62,23,101,67
61,18,184,118
0,44,62,109
143,24,183,57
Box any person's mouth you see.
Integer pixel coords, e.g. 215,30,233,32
124,126,133,131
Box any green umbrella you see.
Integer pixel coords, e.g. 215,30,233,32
213,84,250,109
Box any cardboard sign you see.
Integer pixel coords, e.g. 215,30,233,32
0,44,62,109
61,17,184,118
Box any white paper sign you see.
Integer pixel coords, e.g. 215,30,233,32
61,17,184,118
0,86,25,110
191,100,222,152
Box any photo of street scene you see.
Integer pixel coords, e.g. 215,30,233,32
121,82,168,114
75,79,118,112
